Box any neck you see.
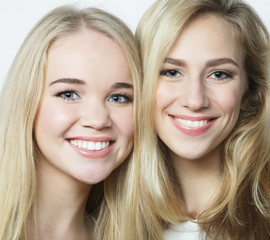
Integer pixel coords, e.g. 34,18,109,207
35,159,93,240
172,148,223,219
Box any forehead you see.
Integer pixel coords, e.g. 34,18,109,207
48,28,125,64
168,14,243,61
45,29,132,86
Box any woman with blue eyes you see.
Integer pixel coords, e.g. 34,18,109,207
134,0,270,239
0,6,141,240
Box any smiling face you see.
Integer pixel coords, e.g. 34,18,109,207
154,14,246,163
34,29,134,185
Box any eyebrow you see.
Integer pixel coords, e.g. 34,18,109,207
49,78,86,86
111,82,133,90
49,78,133,89
206,58,239,68
164,57,239,68
164,58,186,67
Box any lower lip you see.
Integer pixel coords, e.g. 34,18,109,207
68,141,114,159
170,116,216,136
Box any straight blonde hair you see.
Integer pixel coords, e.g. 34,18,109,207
0,6,141,240
135,0,270,239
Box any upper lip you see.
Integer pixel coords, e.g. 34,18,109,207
65,136,114,142
169,114,217,121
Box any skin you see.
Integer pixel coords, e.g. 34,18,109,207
154,14,246,217
34,28,134,239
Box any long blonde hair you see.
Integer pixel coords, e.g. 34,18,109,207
0,6,141,240
135,0,270,239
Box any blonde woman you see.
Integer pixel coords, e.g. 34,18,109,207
0,6,141,240
136,0,270,239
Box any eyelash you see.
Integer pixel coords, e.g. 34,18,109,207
55,90,79,101
209,70,232,80
160,69,233,81
160,69,181,78
107,93,133,104
55,90,133,104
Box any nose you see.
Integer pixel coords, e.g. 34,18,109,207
181,78,209,111
80,99,112,130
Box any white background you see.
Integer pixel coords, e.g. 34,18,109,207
0,0,269,88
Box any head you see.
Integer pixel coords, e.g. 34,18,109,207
1,5,140,176
135,0,270,232
0,6,141,238
136,0,269,169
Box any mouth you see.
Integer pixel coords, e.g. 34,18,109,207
169,115,217,136
69,140,112,151
173,117,209,128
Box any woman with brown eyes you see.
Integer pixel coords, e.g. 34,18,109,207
0,5,141,240
134,0,270,239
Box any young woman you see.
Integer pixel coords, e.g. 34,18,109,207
0,6,141,240
135,0,270,239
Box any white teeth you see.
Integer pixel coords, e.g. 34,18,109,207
88,141,94,150
82,141,88,149
174,118,208,128
70,140,110,151
95,142,101,151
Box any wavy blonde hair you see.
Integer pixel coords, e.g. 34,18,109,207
135,0,270,239
0,6,141,240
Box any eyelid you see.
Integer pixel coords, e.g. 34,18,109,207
55,90,80,101
160,69,182,77
208,70,232,80
107,92,133,104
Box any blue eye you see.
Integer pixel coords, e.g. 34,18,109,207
56,91,79,100
160,69,181,77
210,71,232,80
108,94,131,104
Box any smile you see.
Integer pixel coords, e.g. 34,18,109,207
70,140,110,151
169,115,217,136
173,117,208,128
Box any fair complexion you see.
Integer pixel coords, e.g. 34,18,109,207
155,14,246,218
34,28,133,239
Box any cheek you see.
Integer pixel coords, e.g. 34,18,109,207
214,88,243,123
155,81,179,114
155,82,167,110
154,83,171,134
111,106,134,140
224,90,243,110
34,100,77,139
154,83,171,127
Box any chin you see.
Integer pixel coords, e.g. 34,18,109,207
78,168,114,185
